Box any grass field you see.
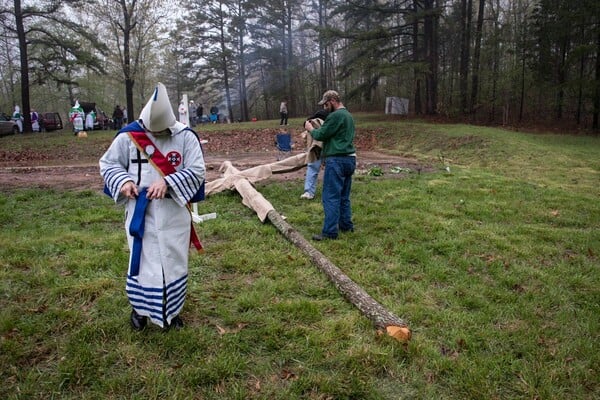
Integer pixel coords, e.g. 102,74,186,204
1,116,599,399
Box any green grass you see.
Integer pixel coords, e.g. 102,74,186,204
1,117,599,399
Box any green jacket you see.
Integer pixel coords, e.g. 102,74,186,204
310,107,356,157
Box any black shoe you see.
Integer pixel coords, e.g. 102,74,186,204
312,234,337,241
130,310,147,331
168,315,184,330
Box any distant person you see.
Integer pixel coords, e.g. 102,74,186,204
210,105,219,123
69,101,84,134
31,109,39,132
12,105,23,133
279,99,288,126
112,105,124,129
300,108,329,200
178,100,189,125
123,107,128,124
99,82,206,331
303,90,356,241
85,109,96,131
197,103,204,123
189,101,197,126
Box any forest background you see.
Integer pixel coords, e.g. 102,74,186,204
1,0,599,133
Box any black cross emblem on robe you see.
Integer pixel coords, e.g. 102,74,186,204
131,149,148,185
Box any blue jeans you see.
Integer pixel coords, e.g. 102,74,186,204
321,156,355,238
304,159,322,195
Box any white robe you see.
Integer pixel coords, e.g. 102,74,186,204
99,121,205,327
13,110,23,133
85,113,94,130
73,114,84,131
178,104,189,126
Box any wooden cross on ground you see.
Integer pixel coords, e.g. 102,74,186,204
205,154,411,342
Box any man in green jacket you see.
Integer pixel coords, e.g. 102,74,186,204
304,90,356,240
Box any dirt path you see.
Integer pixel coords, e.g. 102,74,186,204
0,128,428,191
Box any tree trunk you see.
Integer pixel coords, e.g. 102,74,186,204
519,49,525,122
593,29,600,131
218,6,234,123
470,0,485,114
575,56,583,126
575,24,585,125
318,0,327,92
413,0,422,115
459,0,472,114
555,37,570,120
424,0,438,115
285,0,293,108
125,78,134,120
236,0,249,122
238,37,249,122
120,0,135,119
267,209,411,341
14,0,32,133
489,0,500,123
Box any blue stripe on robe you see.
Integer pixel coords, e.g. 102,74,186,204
126,274,188,327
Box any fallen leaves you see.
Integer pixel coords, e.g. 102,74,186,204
214,322,248,336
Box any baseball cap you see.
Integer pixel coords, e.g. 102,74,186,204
317,90,340,105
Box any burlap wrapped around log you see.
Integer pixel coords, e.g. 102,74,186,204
206,153,308,199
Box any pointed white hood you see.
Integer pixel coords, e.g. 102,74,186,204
139,82,177,133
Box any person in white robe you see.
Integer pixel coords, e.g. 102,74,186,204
70,101,84,134
12,105,23,133
178,100,189,126
99,82,206,330
85,111,95,131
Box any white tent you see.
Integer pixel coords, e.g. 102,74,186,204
385,97,409,115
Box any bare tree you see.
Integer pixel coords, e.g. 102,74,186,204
99,0,168,119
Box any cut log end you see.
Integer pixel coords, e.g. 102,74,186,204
385,325,412,342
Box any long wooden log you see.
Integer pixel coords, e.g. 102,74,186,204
266,209,411,342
